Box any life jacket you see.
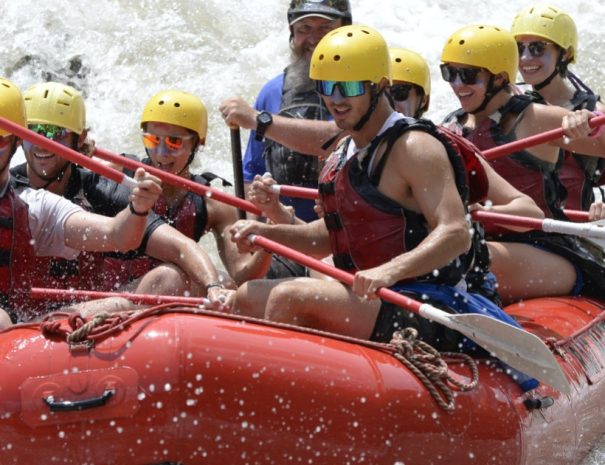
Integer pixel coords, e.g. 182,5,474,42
10,164,106,291
443,94,566,221
434,126,495,299
263,65,331,186
102,167,215,290
551,90,604,211
0,182,36,322
152,174,209,241
317,117,473,286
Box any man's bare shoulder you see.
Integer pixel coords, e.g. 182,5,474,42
391,128,450,167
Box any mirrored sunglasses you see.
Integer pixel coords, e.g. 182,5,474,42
517,41,549,58
389,84,414,102
440,64,483,85
316,80,367,98
142,132,195,152
29,124,71,140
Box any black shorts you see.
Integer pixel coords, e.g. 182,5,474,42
369,294,465,351
265,255,309,279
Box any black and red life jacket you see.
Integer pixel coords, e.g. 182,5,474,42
101,171,212,290
0,184,36,321
548,89,604,211
443,94,566,221
317,117,475,286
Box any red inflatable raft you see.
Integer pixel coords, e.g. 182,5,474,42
0,296,604,465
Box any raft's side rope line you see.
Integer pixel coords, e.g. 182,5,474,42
40,304,193,342
389,328,479,412
67,312,111,344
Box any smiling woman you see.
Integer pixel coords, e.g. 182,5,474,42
511,4,605,212
120,89,272,286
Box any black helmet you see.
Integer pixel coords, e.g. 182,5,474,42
287,0,352,26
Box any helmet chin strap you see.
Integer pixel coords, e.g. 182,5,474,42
385,90,424,119
534,49,570,91
185,137,203,168
470,75,506,115
353,84,382,131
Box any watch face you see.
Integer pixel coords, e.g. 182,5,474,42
258,112,272,125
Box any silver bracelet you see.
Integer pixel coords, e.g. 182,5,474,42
205,282,224,292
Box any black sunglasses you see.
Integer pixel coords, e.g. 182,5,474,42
517,41,549,58
440,64,484,85
389,84,415,102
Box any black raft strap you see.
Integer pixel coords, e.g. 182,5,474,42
0,250,10,267
0,217,13,229
323,212,342,231
318,182,335,195
332,253,355,271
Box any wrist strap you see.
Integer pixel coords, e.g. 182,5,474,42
129,202,149,216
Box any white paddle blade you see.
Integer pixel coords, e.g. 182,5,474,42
419,305,571,394
581,218,605,251
543,218,605,240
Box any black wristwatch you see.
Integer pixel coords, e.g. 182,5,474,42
255,111,273,141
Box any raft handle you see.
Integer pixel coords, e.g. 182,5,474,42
43,389,115,412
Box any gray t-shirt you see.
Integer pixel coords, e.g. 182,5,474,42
16,186,83,259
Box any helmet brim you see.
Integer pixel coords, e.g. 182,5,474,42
290,13,337,26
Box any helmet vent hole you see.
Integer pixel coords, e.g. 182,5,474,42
174,103,181,108
347,32,353,37
395,58,402,63
458,40,465,45
333,54,341,62
158,100,165,106
318,54,325,61
43,90,49,98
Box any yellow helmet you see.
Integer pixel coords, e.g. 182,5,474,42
441,25,518,83
310,25,391,84
23,82,86,134
390,47,431,96
0,78,27,137
140,90,208,142
511,4,577,62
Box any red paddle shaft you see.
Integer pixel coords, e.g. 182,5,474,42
0,117,137,189
250,235,423,312
482,114,605,161
31,287,210,306
94,147,262,216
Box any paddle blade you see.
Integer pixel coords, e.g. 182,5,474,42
420,305,571,394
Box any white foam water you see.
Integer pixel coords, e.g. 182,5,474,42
2,2,604,461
